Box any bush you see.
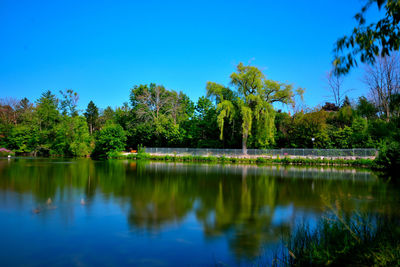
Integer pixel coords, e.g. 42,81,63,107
92,123,127,158
374,141,400,172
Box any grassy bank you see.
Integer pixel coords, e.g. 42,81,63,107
108,152,374,167
276,214,400,266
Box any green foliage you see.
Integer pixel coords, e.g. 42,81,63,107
185,96,222,148
35,90,60,132
374,140,400,172
59,89,79,116
92,123,127,158
207,63,296,153
54,116,92,157
127,83,194,148
357,96,378,119
0,73,398,159
334,0,400,75
8,125,38,153
84,100,99,134
287,110,329,148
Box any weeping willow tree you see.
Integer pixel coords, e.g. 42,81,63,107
207,63,298,154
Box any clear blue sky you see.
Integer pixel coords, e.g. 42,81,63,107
0,0,381,111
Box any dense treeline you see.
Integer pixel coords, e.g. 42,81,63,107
0,62,399,162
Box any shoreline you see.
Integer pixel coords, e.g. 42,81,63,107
108,152,375,167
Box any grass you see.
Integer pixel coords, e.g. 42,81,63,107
108,152,374,167
275,214,400,266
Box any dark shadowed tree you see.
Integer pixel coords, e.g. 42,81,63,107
84,100,99,134
334,0,400,75
356,96,378,119
322,102,340,112
342,96,351,107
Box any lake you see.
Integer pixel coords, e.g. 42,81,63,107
0,158,397,266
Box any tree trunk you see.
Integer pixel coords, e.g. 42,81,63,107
242,133,248,155
385,105,390,122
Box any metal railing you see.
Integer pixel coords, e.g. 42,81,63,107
145,147,378,158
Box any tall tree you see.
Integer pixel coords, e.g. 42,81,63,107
35,90,59,132
129,83,193,147
34,91,60,155
84,101,99,134
326,70,346,106
59,89,79,116
207,63,295,154
187,96,221,148
16,98,34,124
363,54,400,120
98,106,115,127
130,84,171,122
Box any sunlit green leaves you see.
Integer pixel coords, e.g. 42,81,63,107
207,63,295,151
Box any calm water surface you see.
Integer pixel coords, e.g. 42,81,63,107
0,158,398,266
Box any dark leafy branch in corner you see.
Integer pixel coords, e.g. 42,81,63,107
333,0,400,75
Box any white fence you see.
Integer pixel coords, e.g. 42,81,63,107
145,147,378,158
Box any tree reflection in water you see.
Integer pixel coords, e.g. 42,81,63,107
0,158,397,261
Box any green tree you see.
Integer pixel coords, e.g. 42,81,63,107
98,106,115,127
59,89,79,116
84,100,99,134
342,96,351,107
288,110,330,148
186,96,221,148
390,93,400,117
34,91,60,155
114,102,131,130
92,123,127,158
207,63,295,154
8,124,38,153
129,83,193,147
54,116,92,157
350,116,372,147
356,96,378,119
35,91,59,132
16,97,34,124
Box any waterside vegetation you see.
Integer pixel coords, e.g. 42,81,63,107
277,212,400,266
108,151,375,167
0,60,399,171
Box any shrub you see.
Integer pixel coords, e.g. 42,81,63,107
92,123,127,159
374,141,400,172
0,148,14,157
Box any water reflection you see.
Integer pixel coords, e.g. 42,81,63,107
0,158,397,265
